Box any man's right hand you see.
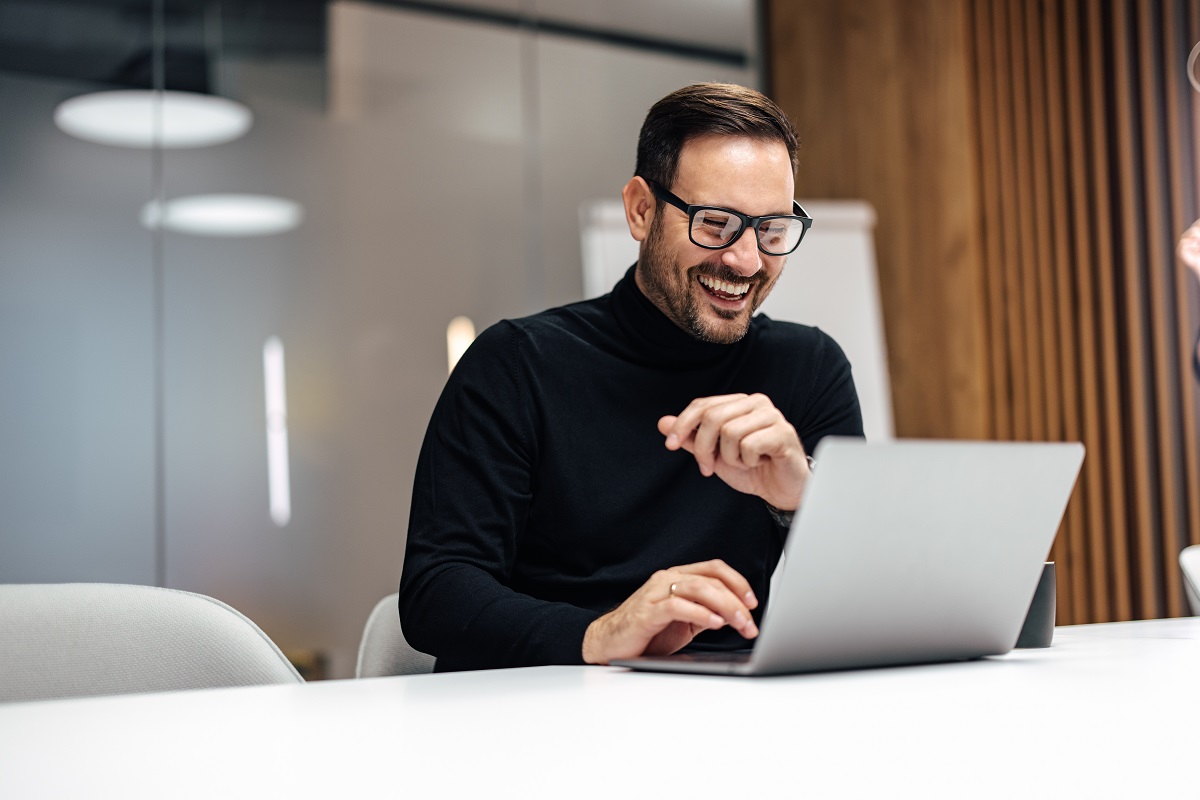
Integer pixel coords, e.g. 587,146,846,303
581,559,759,665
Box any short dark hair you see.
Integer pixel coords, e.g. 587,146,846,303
634,83,799,191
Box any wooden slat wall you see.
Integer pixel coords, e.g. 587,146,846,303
768,0,1200,623
765,0,992,442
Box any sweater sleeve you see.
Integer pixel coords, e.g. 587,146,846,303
792,328,865,452
399,322,600,671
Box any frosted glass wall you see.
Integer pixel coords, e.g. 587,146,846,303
0,0,756,677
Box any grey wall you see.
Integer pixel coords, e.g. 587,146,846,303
0,73,158,585
0,0,756,678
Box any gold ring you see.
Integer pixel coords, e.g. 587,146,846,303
668,582,678,598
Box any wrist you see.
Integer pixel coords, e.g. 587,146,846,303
581,616,609,665
763,454,814,513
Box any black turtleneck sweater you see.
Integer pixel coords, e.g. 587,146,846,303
399,266,863,672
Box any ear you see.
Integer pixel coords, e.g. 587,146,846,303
621,176,655,242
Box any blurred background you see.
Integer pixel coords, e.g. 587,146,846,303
1,0,1198,678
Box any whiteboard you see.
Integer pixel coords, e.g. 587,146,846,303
579,199,894,441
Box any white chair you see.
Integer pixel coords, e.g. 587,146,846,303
356,593,436,677
1181,545,1200,615
0,583,303,703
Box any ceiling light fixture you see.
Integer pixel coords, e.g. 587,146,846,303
53,90,253,148
140,194,303,237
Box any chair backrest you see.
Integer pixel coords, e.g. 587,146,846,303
356,593,436,677
0,583,303,703
1181,546,1200,616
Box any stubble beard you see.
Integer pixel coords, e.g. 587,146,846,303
637,214,778,345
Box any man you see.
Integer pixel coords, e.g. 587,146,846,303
400,83,863,671
1178,220,1200,379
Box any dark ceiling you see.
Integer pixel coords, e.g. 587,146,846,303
0,0,750,96
0,0,327,93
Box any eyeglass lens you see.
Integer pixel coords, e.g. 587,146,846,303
690,208,804,255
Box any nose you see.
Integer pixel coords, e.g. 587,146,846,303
719,225,762,277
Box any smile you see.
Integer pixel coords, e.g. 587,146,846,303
697,275,750,300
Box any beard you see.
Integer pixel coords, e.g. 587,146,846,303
637,214,780,344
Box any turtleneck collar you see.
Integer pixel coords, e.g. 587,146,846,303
608,264,751,368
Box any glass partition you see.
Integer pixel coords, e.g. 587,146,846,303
0,0,756,677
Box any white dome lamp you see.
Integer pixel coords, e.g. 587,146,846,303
53,89,252,149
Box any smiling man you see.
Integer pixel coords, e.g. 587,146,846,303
399,84,863,671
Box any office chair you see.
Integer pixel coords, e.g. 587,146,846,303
356,593,436,677
0,583,303,703
1182,546,1200,616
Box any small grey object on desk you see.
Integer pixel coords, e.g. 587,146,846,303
1015,562,1056,648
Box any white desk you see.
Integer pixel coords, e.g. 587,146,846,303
1,618,1197,798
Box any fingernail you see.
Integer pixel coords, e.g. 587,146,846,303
666,434,678,449
746,623,759,638
744,590,758,607
709,614,724,628
733,612,746,626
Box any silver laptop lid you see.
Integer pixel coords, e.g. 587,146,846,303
750,438,1084,674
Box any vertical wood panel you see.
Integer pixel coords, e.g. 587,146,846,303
768,0,1200,624
998,0,1036,441
1041,0,1088,621
995,0,1033,441
1061,0,1110,620
1111,0,1160,618
766,0,990,442
1008,0,1048,443
1084,0,1134,619
969,0,1014,442
1137,0,1185,617
1025,0,1063,446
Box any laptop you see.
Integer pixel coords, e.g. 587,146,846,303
612,437,1084,676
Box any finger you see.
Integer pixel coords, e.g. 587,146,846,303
687,396,762,475
664,394,748,451
666,576,758,638
657,415,679,448
658,596,727,632
732,417,799,469
674,559,758,609
717,406,786,469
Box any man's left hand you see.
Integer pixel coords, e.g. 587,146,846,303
658,393,810,511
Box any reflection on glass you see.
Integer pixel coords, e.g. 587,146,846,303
53,90,253,148
263,336,291,528
140,194,303,237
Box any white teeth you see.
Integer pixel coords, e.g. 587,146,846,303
699,275,749,296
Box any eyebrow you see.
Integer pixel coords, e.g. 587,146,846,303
651,180,800,219
701,200,797,217
692,198,795,217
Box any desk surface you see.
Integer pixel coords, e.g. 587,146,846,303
2,618,1198,799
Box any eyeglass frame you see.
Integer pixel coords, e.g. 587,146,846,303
645,179,813,256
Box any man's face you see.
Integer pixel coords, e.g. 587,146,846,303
634,135,796,344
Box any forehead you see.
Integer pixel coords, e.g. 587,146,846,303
673,135,795,215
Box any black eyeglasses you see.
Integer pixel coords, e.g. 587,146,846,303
646,179,813,256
